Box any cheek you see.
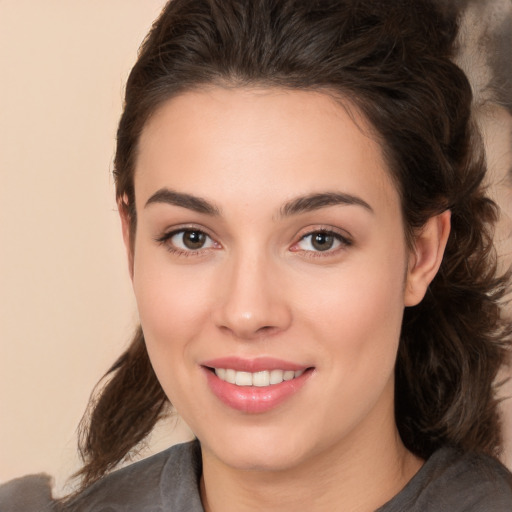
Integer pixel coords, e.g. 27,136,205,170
131,246,213,389
133,241,211,330
132,263,214,425
278,247,407,448
317,240,405,318
295,242,407,378
134,272,209,332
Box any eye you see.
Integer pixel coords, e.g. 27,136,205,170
294,230,351,253
156,228,217,253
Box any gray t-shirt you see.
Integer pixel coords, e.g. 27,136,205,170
1,441,511,511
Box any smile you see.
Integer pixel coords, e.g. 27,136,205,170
203,359,314,413
214,368,305,387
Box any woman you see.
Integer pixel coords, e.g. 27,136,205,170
2,0,511,510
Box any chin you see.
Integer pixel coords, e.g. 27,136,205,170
198,422,315,472
215,444,309,473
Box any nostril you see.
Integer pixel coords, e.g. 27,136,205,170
256,325,274,333
216,322,282,340
212,291,293,339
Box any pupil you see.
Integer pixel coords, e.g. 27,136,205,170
183,231,205,249
312,232,333,251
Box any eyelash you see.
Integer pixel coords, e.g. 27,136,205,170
155,228,219,257
291,228,353,257
155,227,352,257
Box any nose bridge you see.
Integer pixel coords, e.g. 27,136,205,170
213,244,291,338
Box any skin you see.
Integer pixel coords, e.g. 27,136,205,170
121,88,450,512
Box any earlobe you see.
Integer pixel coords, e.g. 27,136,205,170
404,210,451,307
118,196,135,281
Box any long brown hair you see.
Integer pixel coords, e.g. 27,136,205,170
74,0,511,490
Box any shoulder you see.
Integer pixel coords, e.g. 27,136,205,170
0,473,57,512
0,441,203,512
379,446,512,512
63,440,203,512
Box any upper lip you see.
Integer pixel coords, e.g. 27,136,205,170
201,356,310,373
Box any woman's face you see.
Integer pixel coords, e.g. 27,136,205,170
128,88,427,471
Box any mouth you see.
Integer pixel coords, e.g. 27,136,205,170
211,368,306,387
201,358,314,413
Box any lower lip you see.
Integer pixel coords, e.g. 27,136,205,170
204,368,312,413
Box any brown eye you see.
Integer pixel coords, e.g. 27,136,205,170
165,229,216,252
295,230,350,253
311,232,335,251
182,230,207,249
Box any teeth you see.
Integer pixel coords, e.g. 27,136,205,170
214,368,306,387
270,369,284,385
225,368,236,383
235,371,252,386
252,370,270,387
283,370,295,381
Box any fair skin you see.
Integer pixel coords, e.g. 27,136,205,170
121,88,450,512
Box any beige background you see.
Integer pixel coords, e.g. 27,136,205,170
0,0,510,497
0,0,193,496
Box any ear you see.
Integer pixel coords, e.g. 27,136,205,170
404,210,451,307
118,196,134,281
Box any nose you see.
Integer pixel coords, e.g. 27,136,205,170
212,251,292,340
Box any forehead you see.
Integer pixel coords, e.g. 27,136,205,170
135,87,399,214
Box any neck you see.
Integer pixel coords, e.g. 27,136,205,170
200,408,423,512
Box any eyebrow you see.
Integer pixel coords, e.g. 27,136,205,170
145,188,220,215
144,188,373,217
280,192,374,217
